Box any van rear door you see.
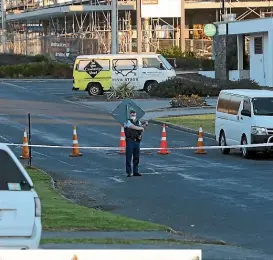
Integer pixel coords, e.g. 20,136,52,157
0,149,35,237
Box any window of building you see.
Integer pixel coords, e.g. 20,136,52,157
254,37,263,54
142,57,162,69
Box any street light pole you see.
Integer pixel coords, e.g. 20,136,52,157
137,0,142,53
111,0,118,54
1,0,6,53
180,0,185,52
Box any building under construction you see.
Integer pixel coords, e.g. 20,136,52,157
1,0,273,59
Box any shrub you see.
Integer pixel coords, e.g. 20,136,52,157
170,94,207,108
157,46,214,70
0,62,72,78
107,83,136,100
149,75,261,98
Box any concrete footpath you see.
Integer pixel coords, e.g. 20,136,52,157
71,97,217,120
40,231,272,260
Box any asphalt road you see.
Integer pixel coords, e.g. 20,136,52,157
0,80,272,259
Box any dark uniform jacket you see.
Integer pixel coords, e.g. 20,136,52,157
124,119,143,142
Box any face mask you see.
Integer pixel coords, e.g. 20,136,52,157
130,116,136,121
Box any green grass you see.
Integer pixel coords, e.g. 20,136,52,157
40,238,188,245
157,114,215,134
27,168,168,232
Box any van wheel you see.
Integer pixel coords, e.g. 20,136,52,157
144,81,157,93
219,131,230,154
87,83,102,96
241,135,255,159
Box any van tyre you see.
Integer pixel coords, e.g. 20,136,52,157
87,83,102,96
144,81,157,93
219,131,230,154
241,135,255,159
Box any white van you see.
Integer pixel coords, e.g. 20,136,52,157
73,53,176,95
215,89,273,158
0,144,42,249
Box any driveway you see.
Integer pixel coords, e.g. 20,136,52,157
0,80,272,259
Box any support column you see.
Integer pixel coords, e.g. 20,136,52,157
111,0,118,54
267,31,273,87
237,34,244,71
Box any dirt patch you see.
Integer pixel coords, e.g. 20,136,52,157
48,171,120,211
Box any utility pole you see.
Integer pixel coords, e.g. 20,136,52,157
111,0,118,54
1,0,6,53
136,0,142,53
180,0,185,52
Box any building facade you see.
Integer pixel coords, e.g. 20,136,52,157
0,0,273,57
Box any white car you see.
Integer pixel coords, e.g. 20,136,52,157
0,144,42,249
215,89,273,158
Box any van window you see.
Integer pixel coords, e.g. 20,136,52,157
243,98,251,113
77,59,110,71
0,150,31,191
142,57,161,69
253,97,273,115
112,59,137,73
228,95,242,115
217,93,230,113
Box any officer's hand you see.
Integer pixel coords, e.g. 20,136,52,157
144,121,148,126
141,127,144,131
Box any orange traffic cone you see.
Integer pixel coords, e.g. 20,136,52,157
158,124,170,155
119,125,126,154
20,128,30,159
70,126,82,157
195,125,207,154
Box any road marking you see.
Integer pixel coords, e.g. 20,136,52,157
2,82,27,90
109,177,125,183
141,172,162,175
177,173,203,181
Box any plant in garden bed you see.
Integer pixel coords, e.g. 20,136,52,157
107,83,136,100
170,94,207,108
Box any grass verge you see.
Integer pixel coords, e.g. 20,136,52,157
157,114,215,134
41,238,188,245
27,168,168,232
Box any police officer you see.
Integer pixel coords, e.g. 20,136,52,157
124,110,148,177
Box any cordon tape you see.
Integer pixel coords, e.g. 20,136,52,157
2,142,273,151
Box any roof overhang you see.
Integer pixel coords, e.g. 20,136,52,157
215,17,273,35
0,3,135,21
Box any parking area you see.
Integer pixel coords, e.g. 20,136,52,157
0,80,272,258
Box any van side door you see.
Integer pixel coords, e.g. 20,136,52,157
239,97,252,143
140,57,166,89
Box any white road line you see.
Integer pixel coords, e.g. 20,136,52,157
141,172,162,175
177,173,203,181
1,82,27,90
109,177,125,183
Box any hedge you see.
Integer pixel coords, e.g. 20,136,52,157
0,62,72,79
157,46,214,70
149,74,262,98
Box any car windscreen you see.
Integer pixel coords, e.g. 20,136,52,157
252,97,273,116
158,55,173,70
0,149,32,191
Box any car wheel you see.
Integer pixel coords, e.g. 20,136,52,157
219,131,230,154
241,135,255,159
144,81,157,93
88,83,102,96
